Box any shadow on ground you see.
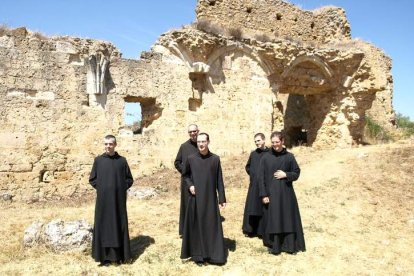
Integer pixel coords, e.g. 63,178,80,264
130,235,155,262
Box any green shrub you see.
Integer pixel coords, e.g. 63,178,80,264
365,116,392,142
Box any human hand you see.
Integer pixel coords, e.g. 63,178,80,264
274,170,286,179
262,197,270,204
189,185,195,195
219,202,226,209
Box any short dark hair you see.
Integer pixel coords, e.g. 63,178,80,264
254,133,265,140
197,132,210,141
104,134,117,143
270,131,284,141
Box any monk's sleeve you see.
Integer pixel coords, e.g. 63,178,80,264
125,160,134,189
285,154,300,182
245,153,252,175
258,158,267,197
217,158,226,204
183,158,194,190
89,158,98,189
174,145,183,174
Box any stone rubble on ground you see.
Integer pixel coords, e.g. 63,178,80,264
23,219,92,251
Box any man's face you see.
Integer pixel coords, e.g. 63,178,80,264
271,136,284,152
188,125,199,141
104,138,117,155
197,134,209,153
254,136,266,149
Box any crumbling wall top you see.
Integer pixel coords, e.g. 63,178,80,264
0,26,121,59
196,0,351,44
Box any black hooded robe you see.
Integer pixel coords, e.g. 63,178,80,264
181,151,227,264
89,152,134,263
242,147,268,236
258,148,306,254
174,139,198,236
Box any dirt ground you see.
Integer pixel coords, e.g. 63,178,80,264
0,140,413,275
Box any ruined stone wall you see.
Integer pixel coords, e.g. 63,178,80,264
0,0,394,202
196,0,351,43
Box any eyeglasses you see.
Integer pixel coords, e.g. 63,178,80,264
188,130,198,133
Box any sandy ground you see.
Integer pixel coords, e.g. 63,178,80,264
0,141,413,275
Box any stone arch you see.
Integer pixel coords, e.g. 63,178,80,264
164,41,193,69
206,44,273,76
281,55,336,147
282,54,333,79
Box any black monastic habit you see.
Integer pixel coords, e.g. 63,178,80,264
89,152,134,263
174,139,199,236
181,151,227,264
242,147,268,236
258,147,306,254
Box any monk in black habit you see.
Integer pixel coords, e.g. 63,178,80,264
181,132,227,265
242,133,268,237
174,124,199,237
258,131,306,255
89,135,134,266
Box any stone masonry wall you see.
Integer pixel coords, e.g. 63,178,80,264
196,0,351,43
0,0,394,202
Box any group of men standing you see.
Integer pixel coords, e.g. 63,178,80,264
87,124,305,267
174,125,306,265
242,132,306,255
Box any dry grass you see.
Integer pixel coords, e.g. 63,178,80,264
0,24,9,37
1,141,413,275
196,18,226,37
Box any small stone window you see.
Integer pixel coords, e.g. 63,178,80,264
124,96,162,134
246,6,252,13
124,102,142,134
276,13,282,20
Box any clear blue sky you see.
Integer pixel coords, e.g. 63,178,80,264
1,0,413,120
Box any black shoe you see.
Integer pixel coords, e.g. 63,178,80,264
285,251,297,255
195,261,206,266
268,249,281,255
98,260,111,267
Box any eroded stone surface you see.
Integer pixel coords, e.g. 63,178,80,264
0,0,394,201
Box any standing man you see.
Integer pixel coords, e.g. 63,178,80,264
258,131,306,255
181,133,227,265
242,133,268,238
89,135,134,266
174,124,199,237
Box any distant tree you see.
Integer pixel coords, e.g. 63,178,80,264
396,113,414,137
